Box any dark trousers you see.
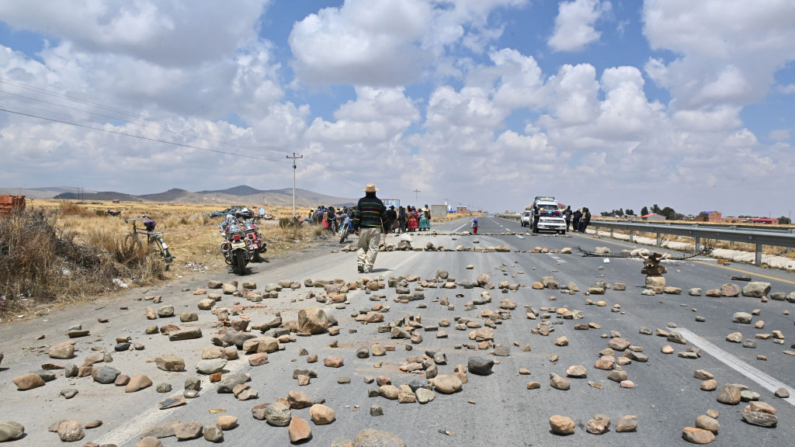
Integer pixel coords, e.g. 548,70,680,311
572,219,580,231
580,222,588,233
565,219,571,230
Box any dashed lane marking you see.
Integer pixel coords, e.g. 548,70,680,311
92,361,248,445
675,327,794,407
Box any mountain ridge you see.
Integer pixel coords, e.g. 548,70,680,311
2,185,354,207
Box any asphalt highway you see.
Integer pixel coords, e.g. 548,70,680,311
1,216,794,446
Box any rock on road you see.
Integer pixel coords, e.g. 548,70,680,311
0,216,793,446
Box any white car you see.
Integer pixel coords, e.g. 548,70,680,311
529,197,567,234
520,211,532,227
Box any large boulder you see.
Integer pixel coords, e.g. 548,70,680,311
242,337,279,354
430,374,462,394
0,422,25,442
549,415,575,435
467,357,494,376
298,308,329,334
155,355,185,371
264,402,291,427
742,282,771,298
353,429,406,447
720,283,741,297
48,342,75,359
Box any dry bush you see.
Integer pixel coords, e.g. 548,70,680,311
59,201,93,218
0,210,166,312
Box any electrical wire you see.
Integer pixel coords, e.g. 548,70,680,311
0,106,288,163
0,77,291,157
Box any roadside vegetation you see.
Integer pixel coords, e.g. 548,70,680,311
0,200,319,315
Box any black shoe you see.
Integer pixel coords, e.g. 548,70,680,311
358,263,364,273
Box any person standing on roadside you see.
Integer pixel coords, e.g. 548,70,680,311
472,217,479,234
563,205,572,231
353,183,387,273
580,207,591,233
572,208,582,232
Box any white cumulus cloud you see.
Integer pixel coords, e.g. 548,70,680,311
548,0,612,52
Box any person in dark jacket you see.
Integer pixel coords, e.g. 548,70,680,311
385,206,397,233
580,207,591,233
398,206,407,233
563,205,572,231
572,209,582,232
353,183,387,273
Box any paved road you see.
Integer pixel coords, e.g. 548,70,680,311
1,216,794,446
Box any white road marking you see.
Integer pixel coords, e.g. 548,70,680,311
675,327,795,407
93,356,249,445
452,222,469,232
547,253,566,264
516,235,524,239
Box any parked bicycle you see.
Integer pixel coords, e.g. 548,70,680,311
123,215,174,267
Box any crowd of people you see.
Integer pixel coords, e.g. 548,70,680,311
298,184,443,273
303,203,433,235
562,205,591,233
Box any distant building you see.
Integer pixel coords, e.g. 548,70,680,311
642,213,665,221
695,211,722,222
747,218,778,224
456,206,469,214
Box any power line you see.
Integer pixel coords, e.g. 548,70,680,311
0,106,288,163
0,78,376,176
0,89,288,159
0,77,291,157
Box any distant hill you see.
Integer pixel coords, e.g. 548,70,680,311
0,187,97,199
7,185,354,207
197,185,264,196
54,191,143,202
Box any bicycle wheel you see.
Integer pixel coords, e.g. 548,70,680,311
120,233,143,261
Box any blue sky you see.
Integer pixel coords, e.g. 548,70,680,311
0,1,793,216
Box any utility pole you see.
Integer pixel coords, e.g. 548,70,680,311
286,153,303,218
413,189,420,207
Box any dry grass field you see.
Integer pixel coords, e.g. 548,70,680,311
0,199,326,314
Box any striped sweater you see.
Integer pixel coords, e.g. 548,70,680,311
353,194,386,229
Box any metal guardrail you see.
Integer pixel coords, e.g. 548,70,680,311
494,214,795,264
588,221,795,265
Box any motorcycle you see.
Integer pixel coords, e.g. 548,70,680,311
241,218,267,262
338,214,354,244
218,218,252,275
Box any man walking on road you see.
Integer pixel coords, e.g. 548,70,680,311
353,183,387,273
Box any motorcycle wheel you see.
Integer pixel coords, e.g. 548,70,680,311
339,228,347,244
253,250,262,263
235,250,247,275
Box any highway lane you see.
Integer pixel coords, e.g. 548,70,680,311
0,216,793,446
